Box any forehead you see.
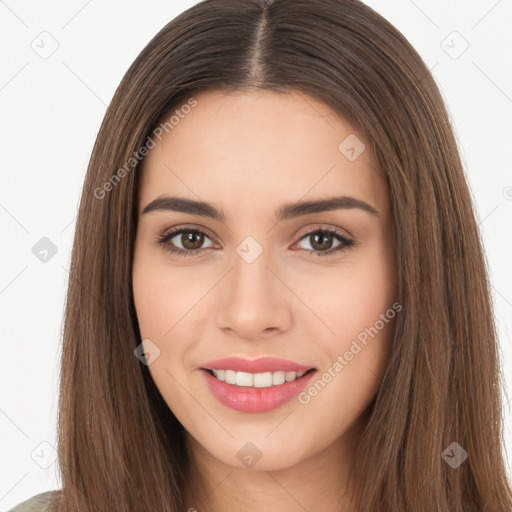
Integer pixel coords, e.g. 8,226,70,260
138,89,388,218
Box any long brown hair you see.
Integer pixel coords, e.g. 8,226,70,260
55,0,512,510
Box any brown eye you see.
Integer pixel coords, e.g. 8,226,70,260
294,228,354,256
178,231,206,250
156,228,215,257
155,226,355,258
308,232,336,251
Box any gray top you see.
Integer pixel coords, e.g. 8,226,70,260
8,490,61,512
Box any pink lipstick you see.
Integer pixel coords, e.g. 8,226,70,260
201,356,316,413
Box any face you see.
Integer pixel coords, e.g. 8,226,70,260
132,89,398,473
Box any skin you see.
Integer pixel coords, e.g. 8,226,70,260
132,89,398,512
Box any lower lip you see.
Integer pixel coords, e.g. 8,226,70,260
201,369,316,413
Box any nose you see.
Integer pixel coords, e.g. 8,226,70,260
215,245,293,341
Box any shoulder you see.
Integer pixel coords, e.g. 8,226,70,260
8,490,61,512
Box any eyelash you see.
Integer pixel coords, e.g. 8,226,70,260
154,226,355,258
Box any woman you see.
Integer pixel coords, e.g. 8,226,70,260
10,0,512,510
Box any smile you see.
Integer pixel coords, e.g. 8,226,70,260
202,368,316,413
208,369,310,387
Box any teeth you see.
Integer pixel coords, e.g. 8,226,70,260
236,371,253,387
225,369,236,385
272,371,286,385
211,369,309,387
285,371,296,382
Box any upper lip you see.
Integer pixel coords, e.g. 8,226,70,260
201,356,315,373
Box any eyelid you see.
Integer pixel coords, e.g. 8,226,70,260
159,223,219,243
293,223,352,241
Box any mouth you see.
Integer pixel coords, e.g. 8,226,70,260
200,358,317,413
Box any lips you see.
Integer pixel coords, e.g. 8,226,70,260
201,356,314,374
200,356,317,413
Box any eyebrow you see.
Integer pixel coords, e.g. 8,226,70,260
141,195,380,221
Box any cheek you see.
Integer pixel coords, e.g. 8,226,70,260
313,255,396,345
132,257,198,414
340,270,394,334
132,262,167,338
132,252,213,385
132,254,205,338
300,280,395,434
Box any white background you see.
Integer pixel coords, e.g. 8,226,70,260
1,0,511,509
